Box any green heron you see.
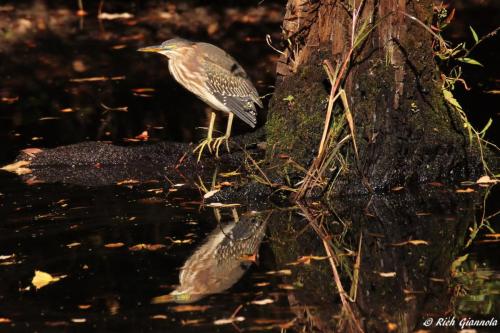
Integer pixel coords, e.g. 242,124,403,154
138,38,262,160
151,212,268,304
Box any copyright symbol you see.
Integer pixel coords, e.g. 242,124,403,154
423,318,433,327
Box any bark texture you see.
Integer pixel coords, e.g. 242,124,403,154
266,0,483,193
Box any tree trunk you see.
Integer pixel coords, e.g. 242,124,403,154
266,0,483,194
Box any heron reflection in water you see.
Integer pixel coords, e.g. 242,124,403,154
152,211,269,304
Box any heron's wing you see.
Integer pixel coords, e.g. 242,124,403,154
198,45,262,127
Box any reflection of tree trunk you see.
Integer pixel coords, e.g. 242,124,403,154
267,190,475,332
266,0,482,193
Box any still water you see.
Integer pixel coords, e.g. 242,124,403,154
0,1,498,332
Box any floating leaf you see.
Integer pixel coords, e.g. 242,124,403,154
71,318,86,323
206,203,240,208
32,270,67,289
214,316,245,325
128,243,165,251
379,272,396,277
266,269,292,276
286,255,329,266
1,160,32,175
171,305,211,312
456,188,475,193
104,242,125,248
251,298,274,305
277,284,295,290
150,314,168,320
476,175,498,185
66,242,81,248
0,318,12,324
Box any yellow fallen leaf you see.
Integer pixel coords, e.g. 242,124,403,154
391,240,429,246
32,270,67,289
1,160,32,175
104,242,125,248
128,243,165,251
78,304,91,309
203,189,220,199
379,272,396,277
456,188,475,193
71,318,86,323
150,314,168,320
66,242,81,248
476,175,499,185
251,298,274,305
266,269,292,276
206,203,241,208
214,316,245,325
170,305,211,312
277,284,295,290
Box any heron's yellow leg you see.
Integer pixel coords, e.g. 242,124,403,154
213,113,233,158
193,112,216,162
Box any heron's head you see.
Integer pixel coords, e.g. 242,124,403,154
137,38,193,59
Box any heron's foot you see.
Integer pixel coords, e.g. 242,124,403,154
212,135,230,158
193,137,213,162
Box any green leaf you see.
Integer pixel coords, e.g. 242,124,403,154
469,26,479,44
283,95,294,102
457,57,484,67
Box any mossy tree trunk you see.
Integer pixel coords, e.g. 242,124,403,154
266,0,482,194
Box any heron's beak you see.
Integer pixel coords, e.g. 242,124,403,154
137,45,163,53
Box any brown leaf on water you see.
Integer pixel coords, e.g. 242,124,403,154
286,255,329,266
266,269,292,276
485,234,500,238
378,272,396,278
1,96,19,104
254,282,270,287
70,76,125,83
78,304,91,310
387,322,398,331
128,243,166,251
181,319,205,326
476,175,499,185
171,305,211,313
214,316,245,325
104,242,125,248
59,108,74,113
1,160,32,175
277,284,295,290
22,148,43,157
32,270,67,290
150,314,168,320
456,188,475,193
391,240,429,246
71,318,86,323
66,242,81,248
251,298,274,306
131,88,155,93
0,318,12,324
391,186,404,192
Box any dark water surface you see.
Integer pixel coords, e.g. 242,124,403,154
0,1,499,332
